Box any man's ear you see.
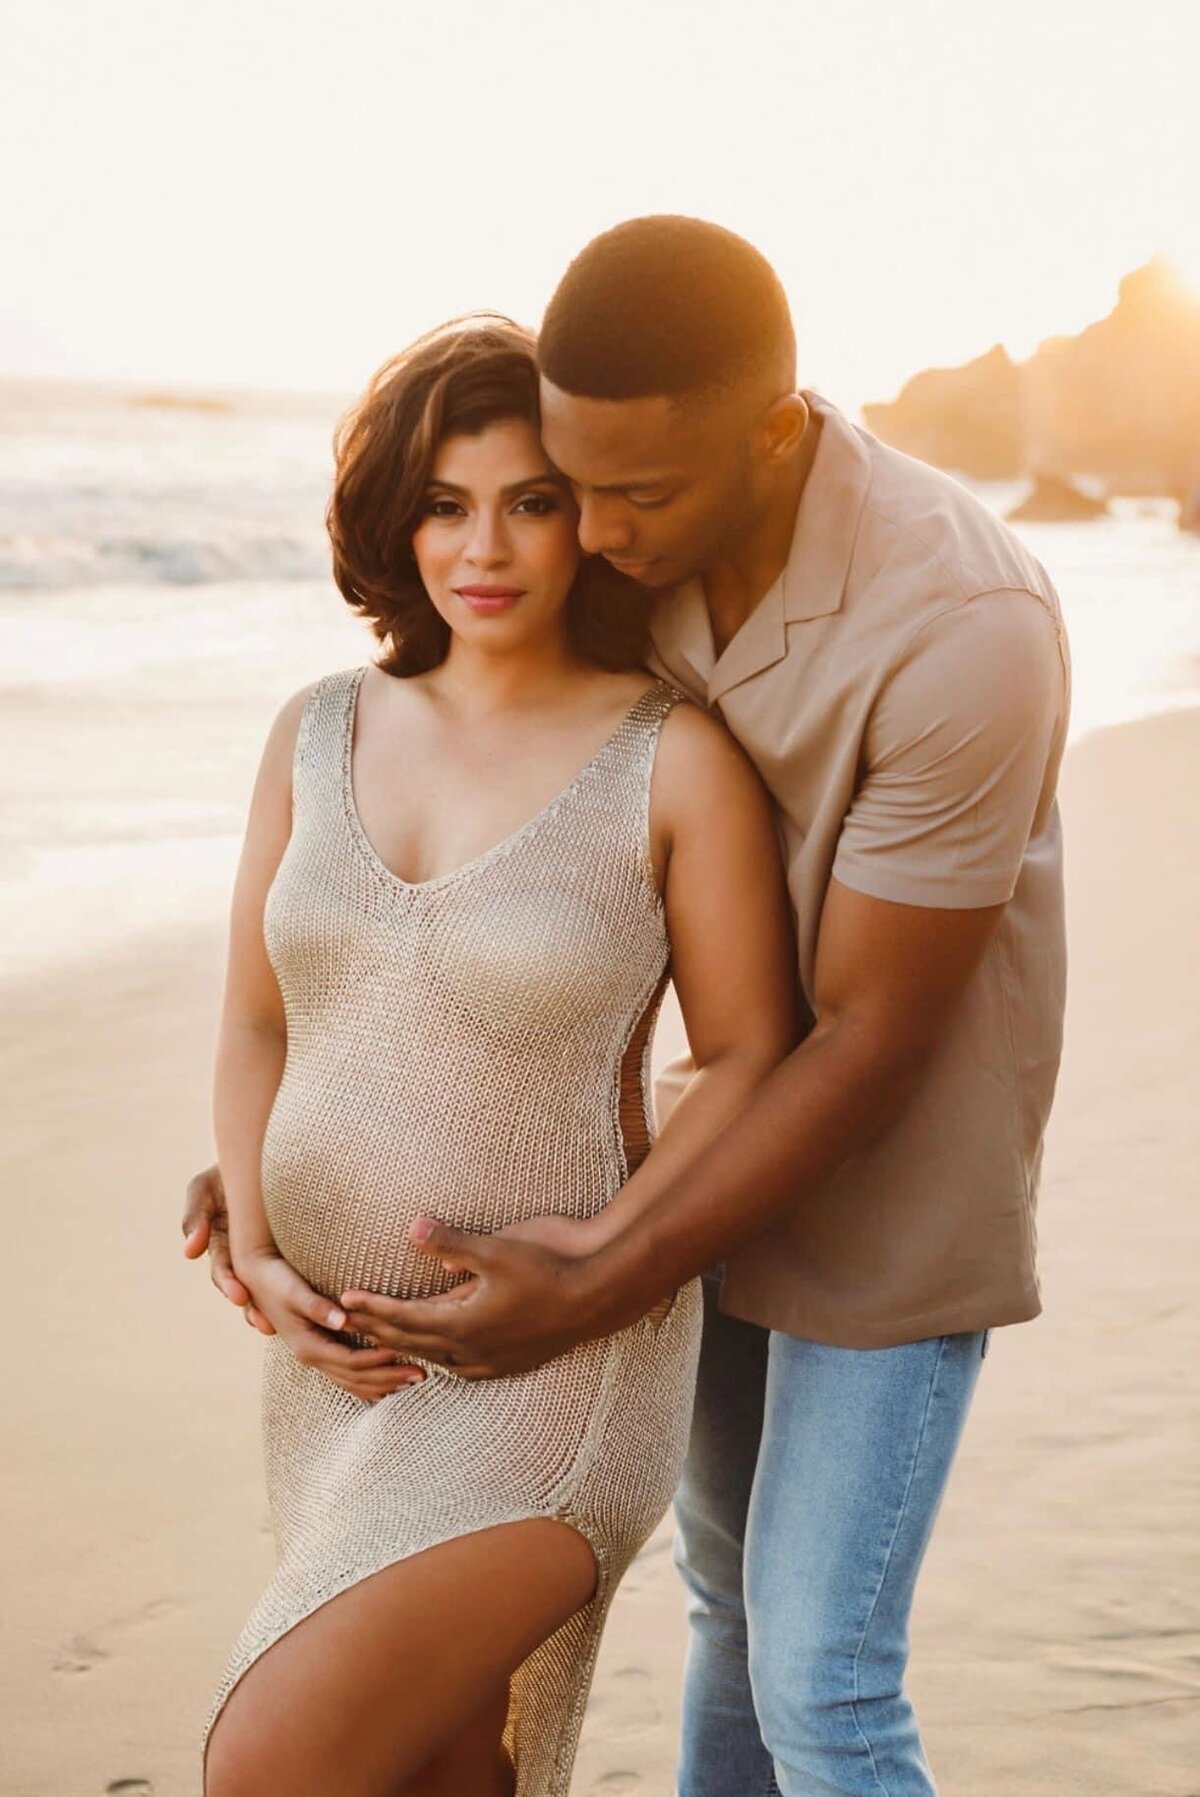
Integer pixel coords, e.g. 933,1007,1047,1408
761,393,809,464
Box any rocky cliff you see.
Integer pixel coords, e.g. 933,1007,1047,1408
864,258,1200,497
863,345,1023,480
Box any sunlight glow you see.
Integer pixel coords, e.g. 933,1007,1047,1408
1163,239,1200,300
2,1,1198,413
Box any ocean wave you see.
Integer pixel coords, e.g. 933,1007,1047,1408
0,528,330,590
1,390,343,590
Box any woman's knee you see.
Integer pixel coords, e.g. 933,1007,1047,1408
204,1524,594,1797
204,1706,279,1797
207,1706,424,1797
395,1687,514,1797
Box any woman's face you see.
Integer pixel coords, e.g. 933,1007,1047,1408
411,417,582,654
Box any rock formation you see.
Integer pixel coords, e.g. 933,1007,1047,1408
1005,474,1108,524
865,258,1200,501
862,345,1022,481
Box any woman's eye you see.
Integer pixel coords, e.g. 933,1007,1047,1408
513,493,559,516
424,497,464,518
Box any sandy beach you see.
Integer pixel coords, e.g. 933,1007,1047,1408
2,701,1197,1797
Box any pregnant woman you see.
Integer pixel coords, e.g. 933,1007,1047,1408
202,318,797,1797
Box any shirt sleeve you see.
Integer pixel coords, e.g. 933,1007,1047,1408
831,589,1069,910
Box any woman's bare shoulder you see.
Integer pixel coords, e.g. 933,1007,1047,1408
651,691,773,828
254,672,343,792
275,677,323,727
265,678,321,749
656,690,760,777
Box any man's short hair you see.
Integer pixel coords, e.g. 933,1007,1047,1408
538,215,795,403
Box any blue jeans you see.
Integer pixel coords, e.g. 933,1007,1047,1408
675,1273,987,1796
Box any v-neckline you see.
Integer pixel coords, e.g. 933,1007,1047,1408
340,666,662,894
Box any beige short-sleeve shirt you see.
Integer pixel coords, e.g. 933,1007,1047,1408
649,394,1071,1348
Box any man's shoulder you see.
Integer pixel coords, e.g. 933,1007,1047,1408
850,424,1060,618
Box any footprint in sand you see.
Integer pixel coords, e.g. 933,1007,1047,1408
589,1663,661,1739
53,1635,108,1674
592,1775,641,1794
53,1597,181,1674
105,1783,154,1796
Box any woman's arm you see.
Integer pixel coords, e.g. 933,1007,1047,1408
212,687,310,1267
580,699,801,1251
211,683,417,1402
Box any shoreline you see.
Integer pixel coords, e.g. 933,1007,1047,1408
2,705,1197,1796
3,688,1200,1000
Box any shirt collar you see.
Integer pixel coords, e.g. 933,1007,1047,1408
780,392,871,624
649,392,873,705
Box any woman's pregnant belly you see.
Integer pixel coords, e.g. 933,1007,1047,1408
261,1052,623,1303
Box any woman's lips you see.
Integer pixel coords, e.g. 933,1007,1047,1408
453,585,525,614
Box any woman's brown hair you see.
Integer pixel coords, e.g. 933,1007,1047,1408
326,316,650,676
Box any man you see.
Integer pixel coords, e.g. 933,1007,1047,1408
185,217,1069,1794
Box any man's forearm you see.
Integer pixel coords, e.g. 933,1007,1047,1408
580,1017,924,1327
584,1041,792,1254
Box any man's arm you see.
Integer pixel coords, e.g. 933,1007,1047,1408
343,884,1002,1372
341,589,1067,1374
569,880,1004,1322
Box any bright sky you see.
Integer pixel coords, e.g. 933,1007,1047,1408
4,0,1198,413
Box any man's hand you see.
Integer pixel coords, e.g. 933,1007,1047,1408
239,1247,425,1403
338,1214,624,1380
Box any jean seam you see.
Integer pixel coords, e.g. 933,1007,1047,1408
848,1335,949,1797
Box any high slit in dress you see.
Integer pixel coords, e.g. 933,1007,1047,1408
202,667,704,1795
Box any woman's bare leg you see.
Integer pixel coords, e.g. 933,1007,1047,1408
397,1687,513,1797
205,1519,597,1797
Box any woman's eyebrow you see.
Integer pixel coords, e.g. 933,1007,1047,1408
425,475,564,498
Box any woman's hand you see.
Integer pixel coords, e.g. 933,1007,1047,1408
238,1247,425,1403
182,1162,275,1333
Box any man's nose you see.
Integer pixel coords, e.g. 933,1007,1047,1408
576,496,634,558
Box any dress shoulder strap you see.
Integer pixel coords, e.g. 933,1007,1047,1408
289,664,362,821
554,679,689,902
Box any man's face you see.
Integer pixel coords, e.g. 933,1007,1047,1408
538,378,765,590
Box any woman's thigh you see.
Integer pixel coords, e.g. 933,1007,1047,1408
205,1518,598,1797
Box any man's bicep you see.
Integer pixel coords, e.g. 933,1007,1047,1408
815,878,1003,1054
832,592,1067,910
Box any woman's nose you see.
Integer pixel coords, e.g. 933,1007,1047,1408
464,509,510,567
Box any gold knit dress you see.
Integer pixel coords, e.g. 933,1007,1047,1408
203,667,703,1795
